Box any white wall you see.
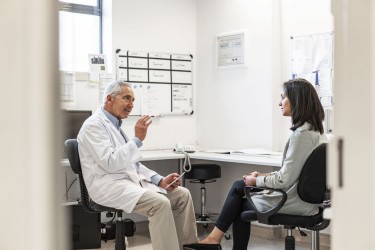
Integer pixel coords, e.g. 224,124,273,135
279,0,334,145
195,0,333,152
111,0,198,150
196,0,275,151
75,0,332,153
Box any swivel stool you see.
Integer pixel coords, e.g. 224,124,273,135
185,164,221,228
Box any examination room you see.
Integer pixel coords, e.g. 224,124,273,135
1,0,374,250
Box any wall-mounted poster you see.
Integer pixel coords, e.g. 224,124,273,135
216,30,247,68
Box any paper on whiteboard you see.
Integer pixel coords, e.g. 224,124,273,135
130,83,142,116
60,71,74,102
141,84,171,116
291,33,333,74
172,84,193,114
291,33,333,107
99,73,115,104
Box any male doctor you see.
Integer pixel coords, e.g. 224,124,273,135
77,80,198,250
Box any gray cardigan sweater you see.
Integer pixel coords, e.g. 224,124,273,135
254,122,327,216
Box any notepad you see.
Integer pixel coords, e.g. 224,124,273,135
230,148,282,158
199,149,231,154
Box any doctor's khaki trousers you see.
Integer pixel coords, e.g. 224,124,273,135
132,186,198,250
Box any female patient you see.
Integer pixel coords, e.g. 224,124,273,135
184,78,326,250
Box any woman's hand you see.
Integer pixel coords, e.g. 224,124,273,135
243,174,257,186
248,171,260,177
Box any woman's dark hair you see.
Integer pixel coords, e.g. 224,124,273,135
283,78,325,134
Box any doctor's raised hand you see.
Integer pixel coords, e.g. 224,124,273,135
134,115,152,141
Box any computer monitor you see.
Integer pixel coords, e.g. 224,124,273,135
61,110,92,158
62,110,92,140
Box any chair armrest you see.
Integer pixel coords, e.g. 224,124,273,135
244,186,287,224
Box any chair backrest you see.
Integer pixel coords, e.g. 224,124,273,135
65,139,82,175
297,143,327,204
64,139,98,213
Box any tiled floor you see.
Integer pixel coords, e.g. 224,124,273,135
89,223,330,250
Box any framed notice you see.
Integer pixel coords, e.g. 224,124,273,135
216,30,247,68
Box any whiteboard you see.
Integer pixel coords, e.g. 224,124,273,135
116,50,193,116
291,32,333,107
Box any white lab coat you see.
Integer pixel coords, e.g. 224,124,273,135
77,108,166,213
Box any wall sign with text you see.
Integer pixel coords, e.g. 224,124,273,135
216,30,247,68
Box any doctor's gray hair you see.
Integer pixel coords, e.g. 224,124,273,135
102,80,132,106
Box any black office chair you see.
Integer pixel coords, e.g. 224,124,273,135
185,164,221,227
241,143,330,250
65,139,127,250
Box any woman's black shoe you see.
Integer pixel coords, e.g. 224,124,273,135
183,243,222,250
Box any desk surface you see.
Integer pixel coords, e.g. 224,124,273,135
60,150,184,167
190,152,281,167
61,150,282,167
139,150,282,167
